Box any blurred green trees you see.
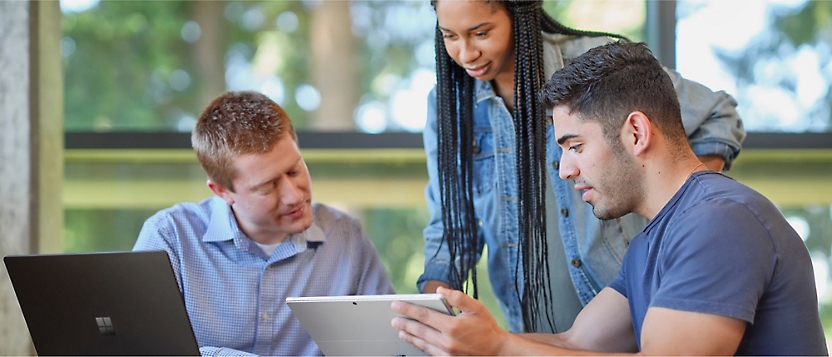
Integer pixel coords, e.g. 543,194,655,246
62,0,436,132
62,0,645,132
63,1,197,131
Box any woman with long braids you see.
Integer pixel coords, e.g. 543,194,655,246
418,0,746,334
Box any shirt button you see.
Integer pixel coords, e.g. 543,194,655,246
552,161,559,170
478,220,483,227
261,313,269,321
571,258,582,268
560,208,569,217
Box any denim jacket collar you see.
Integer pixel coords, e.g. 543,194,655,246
474,80,496,103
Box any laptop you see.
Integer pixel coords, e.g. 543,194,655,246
286,294,455,356
4,250,200,356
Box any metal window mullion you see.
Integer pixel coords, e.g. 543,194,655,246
645,0,677,69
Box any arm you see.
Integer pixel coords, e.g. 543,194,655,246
640,307,745,355
391,287,636,356
527,290,746,355
526,298,747,355
665,68,746,171
393,287,746,356
520,288,637,353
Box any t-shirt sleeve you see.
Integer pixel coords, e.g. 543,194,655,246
608,257,629,299
650,199,775,323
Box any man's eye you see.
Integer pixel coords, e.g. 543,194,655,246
569,144,582,152
475,31,487,37
258,181,278,194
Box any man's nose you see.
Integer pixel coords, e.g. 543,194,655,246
281,181,303,204
558,156,578,180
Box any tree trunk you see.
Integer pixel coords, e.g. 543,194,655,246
191,1,226,107
309,0,359,131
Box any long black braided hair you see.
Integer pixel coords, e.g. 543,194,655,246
431,0,627,332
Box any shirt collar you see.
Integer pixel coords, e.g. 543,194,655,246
289,217,326,252
202,197,326,249
203,196,243,243
643,171,711,235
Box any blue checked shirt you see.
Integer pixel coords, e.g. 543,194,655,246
133,196,395,356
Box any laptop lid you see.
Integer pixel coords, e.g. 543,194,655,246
286,294,455,357
4,250,200,356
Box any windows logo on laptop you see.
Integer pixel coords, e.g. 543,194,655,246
95,317,115,336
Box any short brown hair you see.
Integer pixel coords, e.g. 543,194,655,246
191,91,297,192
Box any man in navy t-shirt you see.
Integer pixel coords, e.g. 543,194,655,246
389,41,827,356
607,170,824,355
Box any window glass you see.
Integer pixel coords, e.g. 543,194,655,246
61,0,435,133
780,206,832,334
61,0,644,133
677,0,832,132
543,0,646,42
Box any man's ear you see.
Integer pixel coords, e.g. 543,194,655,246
207,179,234,205
622,111,653,157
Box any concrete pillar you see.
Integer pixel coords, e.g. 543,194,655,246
0,0,63,354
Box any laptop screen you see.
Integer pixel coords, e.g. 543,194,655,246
4,250,200,356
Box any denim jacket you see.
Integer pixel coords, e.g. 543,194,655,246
418,33,746,333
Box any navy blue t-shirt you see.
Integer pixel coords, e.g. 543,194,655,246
608,171,826,355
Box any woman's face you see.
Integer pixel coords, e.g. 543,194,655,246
435,0,515,83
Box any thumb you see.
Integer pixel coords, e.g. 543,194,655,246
437,287,485,315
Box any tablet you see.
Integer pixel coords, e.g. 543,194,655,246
286,294,455,356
